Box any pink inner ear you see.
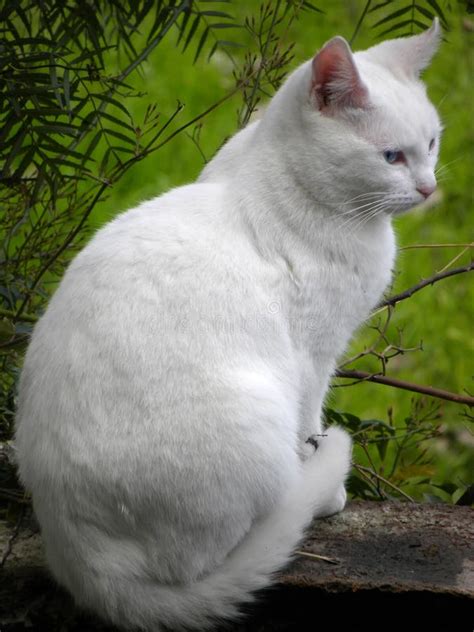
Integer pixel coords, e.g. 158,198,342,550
312,37,368,110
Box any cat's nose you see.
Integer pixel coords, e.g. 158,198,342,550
416,183,436,199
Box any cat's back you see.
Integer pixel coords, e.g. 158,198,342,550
36,181,249,319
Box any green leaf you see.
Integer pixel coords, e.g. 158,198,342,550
198,11,234,19
194,26,210,63
12,4,32,36
99,110,135,132
415,4,435,23
81,131,102,166
24,107,67,117
0,318,15,344
208,23,244,29
347,473,379,500
359,419,395,434
148,6,169,44
13,145,36,179
99,145,114,174
49,61,64,109
91,94,132,119
378,19,425,37
324,408,345,425
63,67,71,110
7,36,54,47
36,137,85,160
183,15,201,52
0,333,29,353
299,1,324,14
372,5,413,29
432,482,459,495
2,125,27,177
369,1,395,13
102,127,136,145
34,123,80,136
71,47,111,65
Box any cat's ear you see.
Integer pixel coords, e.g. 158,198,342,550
369,18,441,79
404,18,441,76
311,36,369,112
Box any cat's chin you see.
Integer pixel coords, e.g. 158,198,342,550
389,205,417,217
388,197,426,216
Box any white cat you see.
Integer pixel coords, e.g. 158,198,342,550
15,20,441,631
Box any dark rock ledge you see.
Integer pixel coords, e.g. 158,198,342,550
1,501,472,631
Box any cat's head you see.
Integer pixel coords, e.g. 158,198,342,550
277,20,442,220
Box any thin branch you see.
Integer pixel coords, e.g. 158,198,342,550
335,369,474,407
436,245,471,275
116,79,247,176
400,243,474,250
295,551,340,565
377,262,474,311
353,461,387,499
240,0,282,127
354,464,415,502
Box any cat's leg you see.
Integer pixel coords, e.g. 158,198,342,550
300,424,352,519
297,385,351,516
305,417,351,517
296,366,331,460
297,394,326,461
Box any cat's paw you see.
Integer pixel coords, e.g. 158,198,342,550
299,433,324,461
318,425,352,460
317,485,347,518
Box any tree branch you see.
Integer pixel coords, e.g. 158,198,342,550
334,369,474,407
378,262,474,310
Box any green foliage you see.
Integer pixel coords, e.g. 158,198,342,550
326,401,466,503
368,0,449,37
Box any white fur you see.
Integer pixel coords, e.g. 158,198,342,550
15,24,441,631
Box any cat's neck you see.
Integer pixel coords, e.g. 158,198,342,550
228,125,392,263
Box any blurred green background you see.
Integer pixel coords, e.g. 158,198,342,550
88,2,473,498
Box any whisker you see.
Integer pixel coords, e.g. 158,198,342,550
435,157,462,174
339,191,389,206
335,201,389,233
334,198,389,218
349,204,389,233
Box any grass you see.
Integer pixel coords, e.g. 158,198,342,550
89,2,473,497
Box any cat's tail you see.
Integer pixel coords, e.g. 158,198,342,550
80,426,351,631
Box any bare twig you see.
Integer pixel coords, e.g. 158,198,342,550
400,243,474,250
335,369,474,407
295,550,340,565
377,262,474,311
436,246,472,274
354,464,415,502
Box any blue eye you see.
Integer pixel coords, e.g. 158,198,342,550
383,150,405,164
